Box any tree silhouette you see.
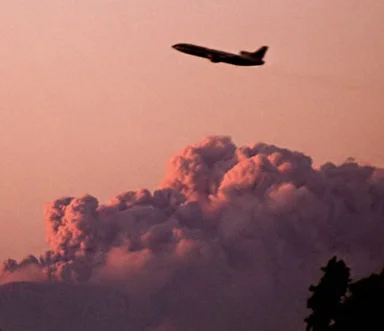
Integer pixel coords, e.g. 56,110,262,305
305,257,384,331
304,256,350,331
332,271,384,331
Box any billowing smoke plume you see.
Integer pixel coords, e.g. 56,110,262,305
1,136,384,331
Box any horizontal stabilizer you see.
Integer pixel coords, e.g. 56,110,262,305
252,46,268,59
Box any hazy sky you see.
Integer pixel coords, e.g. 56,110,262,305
0,0,383,261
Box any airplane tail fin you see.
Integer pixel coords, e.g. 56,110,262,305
251,46,268,59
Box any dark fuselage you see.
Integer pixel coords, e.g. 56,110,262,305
172,43,265,66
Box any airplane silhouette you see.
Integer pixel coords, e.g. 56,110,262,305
172,43,268,66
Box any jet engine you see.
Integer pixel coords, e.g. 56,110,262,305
207,54,220,63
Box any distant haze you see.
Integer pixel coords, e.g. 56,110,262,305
1,136,384,331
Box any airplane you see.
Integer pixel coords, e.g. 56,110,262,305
172,43,268,66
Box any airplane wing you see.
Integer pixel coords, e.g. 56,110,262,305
204,49,239,62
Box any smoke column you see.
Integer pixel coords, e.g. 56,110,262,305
1,136,383,331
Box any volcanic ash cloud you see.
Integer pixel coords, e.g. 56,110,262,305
1,135,384,331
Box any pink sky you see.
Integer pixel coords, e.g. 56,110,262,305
0,0,383,261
